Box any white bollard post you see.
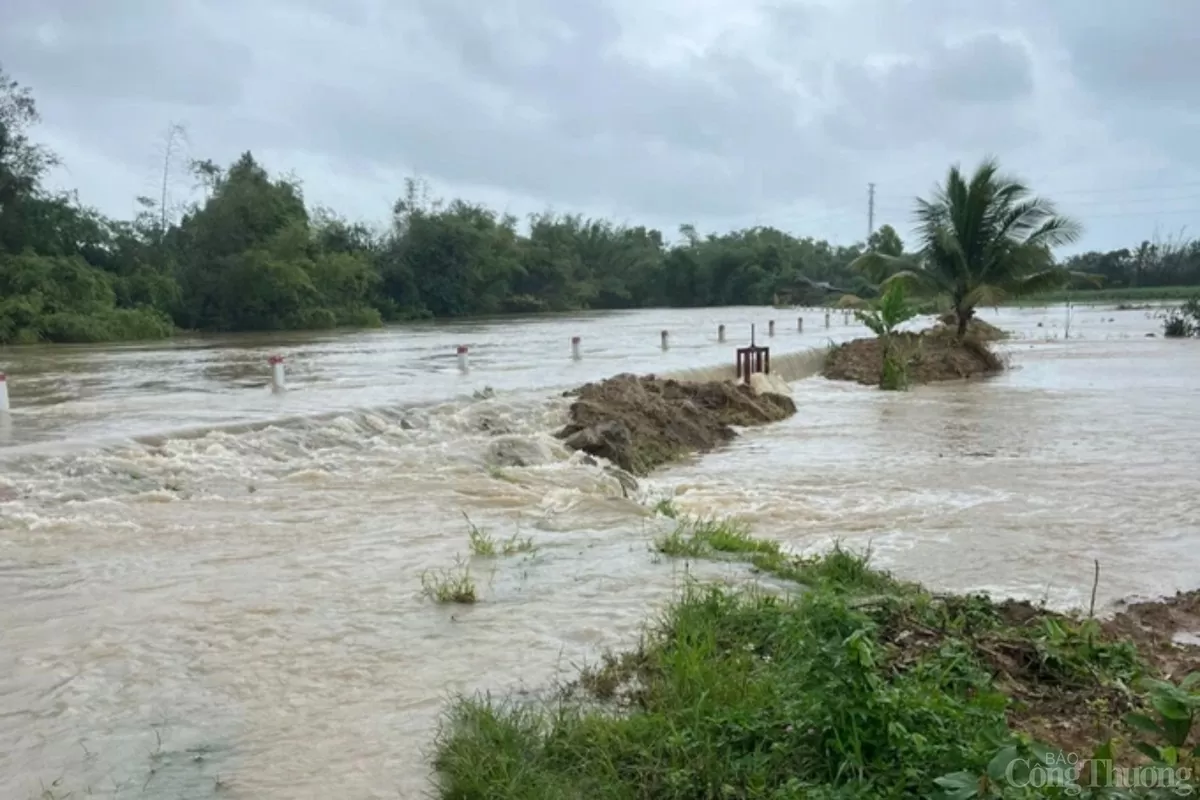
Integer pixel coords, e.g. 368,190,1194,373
768,320,775,337
0,372,8,411
717,324,725,343
456,345,469,372
268,355,285,392
824,311,831,328
571,336,581,360
661,330,669,351
798,316,804,332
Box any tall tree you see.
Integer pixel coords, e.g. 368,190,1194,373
867,224,904,257
853,158,1085,337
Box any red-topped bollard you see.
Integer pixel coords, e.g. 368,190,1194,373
268,355,285,392
0,372,8,411
456,345,469,372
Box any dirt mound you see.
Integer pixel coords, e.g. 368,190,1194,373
936,313,1009,341
556,373,796,475
823,330,1004,386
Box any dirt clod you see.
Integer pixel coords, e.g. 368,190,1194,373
556,373,796,475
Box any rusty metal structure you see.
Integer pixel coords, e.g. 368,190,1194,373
736,324,770,382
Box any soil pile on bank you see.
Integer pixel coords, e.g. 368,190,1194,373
936,313,1009,341
556,373,796,475
823,328,1005,386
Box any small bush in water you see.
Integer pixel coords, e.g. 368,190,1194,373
1163,295,1200,337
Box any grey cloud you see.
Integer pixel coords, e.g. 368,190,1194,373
1040,0,1200,109
822,32,1037,152
267,0,851,217
0,0,251,108
1,0,1198,250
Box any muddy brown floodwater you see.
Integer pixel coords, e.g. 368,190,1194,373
1,304,1196,798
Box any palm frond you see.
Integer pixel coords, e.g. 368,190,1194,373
1009,267,1076,297
963,283,1010,309
1066,270,1105,288
849,251,914,285
1023,214,1083,250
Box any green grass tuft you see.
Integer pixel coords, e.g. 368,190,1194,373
464,513,535,557
420,558,477,604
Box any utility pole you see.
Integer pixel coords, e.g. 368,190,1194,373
867,183,876,241
158,123,187,239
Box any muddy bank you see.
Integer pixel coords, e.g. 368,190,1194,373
824,327,1005,385
886,587,1200,760
555,373,796,475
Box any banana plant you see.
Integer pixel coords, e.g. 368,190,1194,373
855,280,918,390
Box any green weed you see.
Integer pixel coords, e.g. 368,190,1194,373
653,498,680,519
420,558,477,604
500,533,535,555
464,513,535,557
654,515,777,559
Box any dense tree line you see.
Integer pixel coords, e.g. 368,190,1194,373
1062,237,1200,289
1,70,896,344
1,68,1195,345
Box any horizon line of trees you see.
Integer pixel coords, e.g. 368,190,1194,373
2,67,1197,345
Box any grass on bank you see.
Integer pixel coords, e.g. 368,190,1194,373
1007,285,1200,306
434,516,1199,798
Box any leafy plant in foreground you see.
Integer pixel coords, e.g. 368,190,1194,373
1125,672,1200,768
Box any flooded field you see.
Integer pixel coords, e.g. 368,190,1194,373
1,303,1195,798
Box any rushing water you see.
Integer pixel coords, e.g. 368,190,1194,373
1,304,1196,799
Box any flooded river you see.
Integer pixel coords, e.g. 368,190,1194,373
1,304,1196,798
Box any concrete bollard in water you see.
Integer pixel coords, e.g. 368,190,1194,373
456,345,469,372
0,372,8,411
661,330,669,351
268,355,285,392
718,324,726,343
768,320,775,337
798,316,804,333
571,336,581,360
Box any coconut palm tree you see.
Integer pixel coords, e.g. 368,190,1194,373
854,158,1086,338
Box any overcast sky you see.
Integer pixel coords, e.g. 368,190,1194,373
3,0,1198,252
